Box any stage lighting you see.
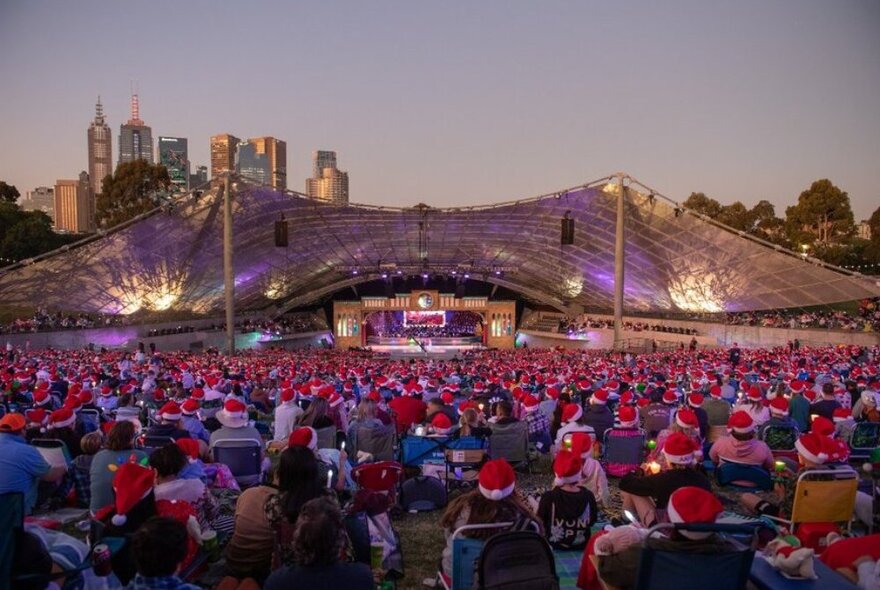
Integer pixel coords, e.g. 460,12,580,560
352,270,359,275
561,211,575,245
494,270,501,275
381,272,388,279
463,273,470,279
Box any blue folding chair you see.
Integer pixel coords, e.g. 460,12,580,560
212,438,262,488
850,422,880,460
715,461,773,491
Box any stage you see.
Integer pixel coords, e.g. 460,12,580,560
367,336,485,359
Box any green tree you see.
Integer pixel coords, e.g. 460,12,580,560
0,181,21,204
750,200,786,244
682,192,723,218
717,201,752,231
97,160,171,228
784,179,855,247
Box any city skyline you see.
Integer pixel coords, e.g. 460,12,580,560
1,2,879,218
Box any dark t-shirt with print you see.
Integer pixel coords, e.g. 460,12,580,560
537,486,598,550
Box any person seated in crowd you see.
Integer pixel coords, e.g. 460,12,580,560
224,474,279,582
639,390,674,438
570,432,611,507
91,420,149,513
853,390,880,423
71,430,103,508
618,432,710,527
272,387,302,446
758,396,798,440
426,395,458,424
833,407,857,442
440,459,541,580
521,394,552,452
266,445,340,566
703,385,731,427
180,399,210,444
299,396,337,431
708,411,775,483
594,487,733,589
456,406,492,439
288,426,353,490
811,382,842,420
582,389,614,441
326,392,350,438
365,390,393,425
0,413,67,515
602,405,644,478
47,407,83,457
24,407,49,441
347,398,386,451
819,533,880,585
151,443,221,531
128,516,203,590
734,386,770,427
9,526,54,590
428,412,455,436
554,402,593,452
488,399,518,427
647,408,702,469
210,399,262,451
686,393,709,439
263,497,374,590
537,450,598,550
146,402,192,442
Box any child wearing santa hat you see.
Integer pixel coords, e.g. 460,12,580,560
439,460,540,579
536,450,598,550
646,408,703,470
707,411,775,474
570,432,611,506
603,405,645,478
554,401,594,454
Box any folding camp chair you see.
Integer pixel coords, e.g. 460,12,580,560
629,522,760,590
354,423,397,462
474,530,559,590
438,521,540,590
765,467,859,538
715,462,773,491
315,425,337,450
31,438,72,468
759,424,799,462
602,429,646,476
78,408,101,434
488,421,531,472
137,435,174,456
212,438,262,488
352,461,403,510
849,422,880,460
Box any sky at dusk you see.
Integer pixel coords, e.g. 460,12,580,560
1,1,879,218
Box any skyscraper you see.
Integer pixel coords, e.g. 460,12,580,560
118,93,153,166
236,137,287,189
54,172,94,233
87,97,112,195
210,133,240,179
306,150,349,205
20,186,55,220
158,136,189,193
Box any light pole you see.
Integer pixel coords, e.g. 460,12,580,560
223,173,235,356
613,172,627,349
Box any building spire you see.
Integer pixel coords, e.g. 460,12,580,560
95,96,104,123
129,93,142,125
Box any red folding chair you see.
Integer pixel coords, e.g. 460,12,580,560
351,461,403,513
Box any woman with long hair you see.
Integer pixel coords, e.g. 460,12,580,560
299,396,334,429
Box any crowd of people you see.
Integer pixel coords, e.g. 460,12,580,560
2,341,880,589
725,304,880,332
145,313,327,339
558,315,699,336
0,310,127,334
366,311,482,339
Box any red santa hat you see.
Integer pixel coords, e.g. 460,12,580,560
110,462,154,526
25,408,49,430
747,387,763,402
545,387,559,401
811,416,835,437
790,380,806,394
662,390,678,405
662,432,701,465
553,450,583,486
216,399,249,428
33,389,51,407
328,392,343,408
521,394,540,413
727,410,755,434
667,487,724,539
176,438,200,460
367,390,382,403
687,394,704,408
288,426,318,450
709,385,722,399
769,397,789,416
561,403,583,423
100,386,113,397
795,432,830,465
181,399,200,416
280,388,295,403
440,392,455,405
591,389,608,405
827,437,850,463
431,413,453,435
190,388,205,401
832,407,851,423
675,409,699,430
618,405,639,428
478,459,516,501
457,400,478,416
48,408,76,430
570,432,593,458
159,401,182,422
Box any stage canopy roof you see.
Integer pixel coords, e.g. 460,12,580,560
1,174,878,316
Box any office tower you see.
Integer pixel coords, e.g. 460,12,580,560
189,165,208,188
313,150,337,177
306,150,349,205
236,136,287,189
20,186,55,220
87,97,113,195
210,133,240,179
158,136,189,193
118,93,153,165
54,172,94,233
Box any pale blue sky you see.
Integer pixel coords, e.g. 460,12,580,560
1,1,878,218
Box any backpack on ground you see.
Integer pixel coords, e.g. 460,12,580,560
401,475,447,512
